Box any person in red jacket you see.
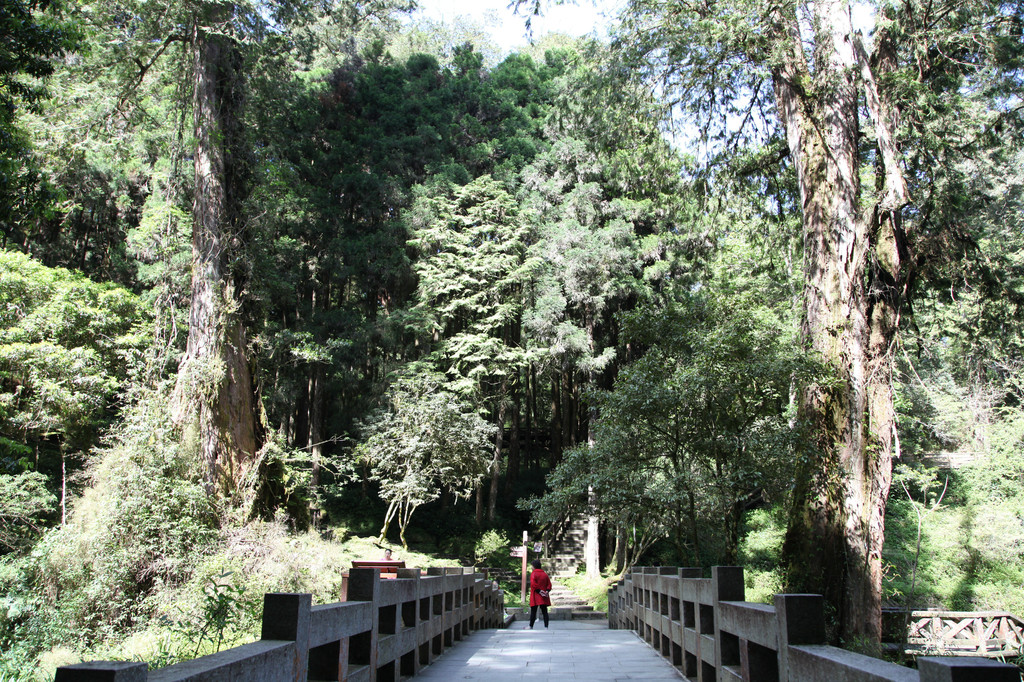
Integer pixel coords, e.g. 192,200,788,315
528,559,552,628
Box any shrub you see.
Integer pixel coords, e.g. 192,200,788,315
474,529,519,574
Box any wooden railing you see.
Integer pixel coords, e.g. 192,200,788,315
883,608,1024,658
608,566,1021,681
55,566,505,681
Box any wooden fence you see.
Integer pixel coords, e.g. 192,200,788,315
609,566,1020,681
882,608,1024,658
54,566,505,682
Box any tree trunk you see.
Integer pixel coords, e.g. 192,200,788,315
585,403,600,578
772,0,904,645
585,488,600,578
562,371,575,448
614,524,626,575
602,524,615,567
308,363,324,526
550,370,562,459
686,485,700,566
488,382,508,523
505,399,520,493
60,449,67,526
173,14,260,496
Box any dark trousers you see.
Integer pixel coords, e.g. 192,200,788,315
530,604,549,627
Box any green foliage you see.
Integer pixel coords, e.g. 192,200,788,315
355,369,495,548
558,572,611,613
408,175,528,397
184,572,250,658
738,507,786,604
0,386,217,670
526,288,817,567
473,529,519,574
389,16,503,69
2,0,1021,666
0,0,81,241
0,250,149,521
884,461,1024,615
0,473,56,553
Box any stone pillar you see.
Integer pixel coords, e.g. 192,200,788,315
774,594,826,681
918,657,1020,681
54,662,148,682
346,568,382,676
711,566,744,678
261,592,312,681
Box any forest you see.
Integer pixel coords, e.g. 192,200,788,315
1,0,1023,676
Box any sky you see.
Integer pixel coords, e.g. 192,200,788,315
410,0,626,54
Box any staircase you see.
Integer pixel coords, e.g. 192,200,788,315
527,517,605,620
544,516,587,577
547,579,605,621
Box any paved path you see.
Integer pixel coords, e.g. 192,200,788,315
413,621,683,681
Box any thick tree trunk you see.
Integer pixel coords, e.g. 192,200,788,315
772,0,903,645
173,15,260,495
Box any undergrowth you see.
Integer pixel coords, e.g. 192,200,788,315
559,571,613,613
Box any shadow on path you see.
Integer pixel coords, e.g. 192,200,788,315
413,621,683,681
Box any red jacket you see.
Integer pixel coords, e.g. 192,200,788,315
529,568,552,607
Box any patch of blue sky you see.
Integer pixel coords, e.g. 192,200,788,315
409,0,626,55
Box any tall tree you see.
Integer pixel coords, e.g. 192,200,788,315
614,0,1024,642
519,43,690,575
408,175,530,522
41,0,413,497
171,2,258,495
0,0,80,250
355,369,494,548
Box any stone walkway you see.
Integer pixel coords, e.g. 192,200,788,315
412,621,683,681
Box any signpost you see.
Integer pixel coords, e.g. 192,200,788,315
521,530,528,607
510,532,538,607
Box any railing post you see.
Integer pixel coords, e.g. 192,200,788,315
918,656,1019,681
347,568,382,676
711,566,744,678
54,662,148,682
261,592,312,681
774,594,826,681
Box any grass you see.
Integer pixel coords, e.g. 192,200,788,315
558,571,617,612
27,522,462,680
500,580,527,609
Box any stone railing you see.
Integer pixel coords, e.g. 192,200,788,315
608,566,1020,681
55,566,505,681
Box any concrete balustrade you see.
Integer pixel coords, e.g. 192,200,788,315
54,566,505,682
608,566,1019,682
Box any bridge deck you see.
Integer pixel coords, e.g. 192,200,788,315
413,620,683,681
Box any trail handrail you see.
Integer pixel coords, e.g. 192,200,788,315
55,566,505,681
882,607,1024,657
608,566,1019,681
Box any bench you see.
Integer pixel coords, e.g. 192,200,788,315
352,560,407,578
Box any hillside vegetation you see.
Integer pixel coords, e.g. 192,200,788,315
2,0,1023,676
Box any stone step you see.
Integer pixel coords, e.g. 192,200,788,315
517,606,608,621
